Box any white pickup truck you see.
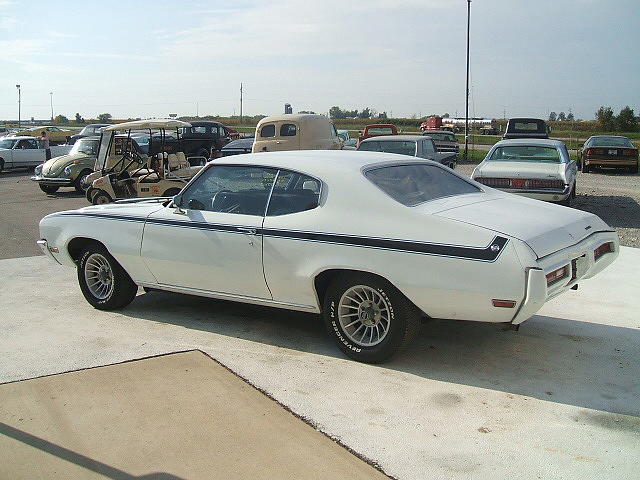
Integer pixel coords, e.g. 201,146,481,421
0,136,72,172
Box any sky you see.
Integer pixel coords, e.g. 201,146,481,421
0,0,638,121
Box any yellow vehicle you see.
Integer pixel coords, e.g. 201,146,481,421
85,119,206,205
252,114,343,153
14,125,74,144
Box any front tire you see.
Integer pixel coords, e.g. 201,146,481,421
74,169,93,193
39,184,59,194
322,273,421,363
77,244,137,310
92,190,112,205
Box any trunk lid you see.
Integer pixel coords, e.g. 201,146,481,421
434,194,610,258
475,160,564,180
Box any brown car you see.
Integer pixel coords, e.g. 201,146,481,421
580,135,638,173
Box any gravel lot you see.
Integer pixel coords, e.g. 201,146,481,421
0,164,638,260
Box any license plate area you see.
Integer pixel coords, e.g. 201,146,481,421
608,149,618,155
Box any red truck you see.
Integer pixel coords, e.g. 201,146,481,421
356,123,398,147
419,116,443,132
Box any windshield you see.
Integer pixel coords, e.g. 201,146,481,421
367,127,394,135
587,136,635,148
490,145,562,163
358,140,417,156
70,138,99,156
507,120,547,134
80,125,105,136
366,164,480,207
0,138,17,149
424,133,455,141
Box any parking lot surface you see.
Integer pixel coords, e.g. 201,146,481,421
1,249,638,479
2,164,638,261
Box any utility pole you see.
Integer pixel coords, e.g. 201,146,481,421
240,82,243,125
464,0,471,162
50,92,54,121
16,84,21,127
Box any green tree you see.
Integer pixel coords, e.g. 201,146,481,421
615,106,637,132
329,106,345,119
548,112,557,122
97,113,112,123
566,112,575,121
358,108,371,119
75,113,84,123
378,111,388,119
557,112,566,121
595,106,615,131
53,114,69,124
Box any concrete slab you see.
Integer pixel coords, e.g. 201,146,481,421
1,247,639,479
0,351,387,480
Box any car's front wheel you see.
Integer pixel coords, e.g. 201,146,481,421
77,244,137,310
92,190,112,205
322,273,421,363
74,169,93,193
39,184,59,194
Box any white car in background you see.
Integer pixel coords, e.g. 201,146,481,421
0,136,72,172
38,151,617,363
472,139,578,206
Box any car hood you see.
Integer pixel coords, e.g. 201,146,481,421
68,201,167,219
42,153,93,176
434,194,611,258
474,161,566,180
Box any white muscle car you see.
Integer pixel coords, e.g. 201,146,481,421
0,136,72,172
472,139,578,206
38,151,619,363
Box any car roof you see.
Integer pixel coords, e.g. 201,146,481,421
587,135,630,139
493,138,565,148
422,130,455,135
360,135,421,142
104,119,191,131
209,150,434,175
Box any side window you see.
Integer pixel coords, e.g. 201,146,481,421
423,140,435,154
280,124,297,136
192,126,207,134
26,139,39,149
260,124,275,138
180,165,277,216
267,169,321,216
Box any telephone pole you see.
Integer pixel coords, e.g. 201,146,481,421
50,92,54,121
16,84,21,127
464,0,471,162
240,82,243,125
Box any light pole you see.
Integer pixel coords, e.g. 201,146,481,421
16,84,21,127
464,0,471,162
49,92,54,121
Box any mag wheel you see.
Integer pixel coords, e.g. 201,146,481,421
322,273,421,363
78,244,137,310
74,169,93,193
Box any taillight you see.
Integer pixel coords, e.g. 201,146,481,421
623,149,637,156
477,177,510,188
594,242,613,261
526,179,565,189
585,148,594,156
546,265,569,286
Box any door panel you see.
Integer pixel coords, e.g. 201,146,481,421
141,209,270,298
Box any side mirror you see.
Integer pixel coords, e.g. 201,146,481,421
172,194,182,207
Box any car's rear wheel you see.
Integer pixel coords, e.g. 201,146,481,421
630,164,638,174
0,159,4,173
322,273,421,363
77,244,137,310
39,184,59,194
92,190,112,205
74,169,93,193
581,162,590,173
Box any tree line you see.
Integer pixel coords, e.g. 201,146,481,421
594,106,636,132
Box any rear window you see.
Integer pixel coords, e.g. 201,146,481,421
358,140,417,156
587,137,634,148
367,127,394,135
490,146,561,163
365,164,480,207
508,120,546,134
424,133,455,142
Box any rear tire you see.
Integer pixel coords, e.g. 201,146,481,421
0,159,4,172
322,273,421,363
39,184,59,194
92,190,112,205
581,162,590,173
631,164,638,174
77,244,137,310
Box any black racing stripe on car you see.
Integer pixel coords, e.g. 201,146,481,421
262,229,508,261
57,212,509,261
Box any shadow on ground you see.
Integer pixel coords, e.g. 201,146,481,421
121,290,640,418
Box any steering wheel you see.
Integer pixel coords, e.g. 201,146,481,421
211,189,233,210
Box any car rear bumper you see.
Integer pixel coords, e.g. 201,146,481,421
498,185,571,202
511,230,618,325
584,157,637,167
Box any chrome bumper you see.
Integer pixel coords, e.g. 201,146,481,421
31,175,72,185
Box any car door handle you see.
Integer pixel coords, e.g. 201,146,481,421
237,227,257,235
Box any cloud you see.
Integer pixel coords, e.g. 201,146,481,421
0,15,18,29
46,30,78,39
